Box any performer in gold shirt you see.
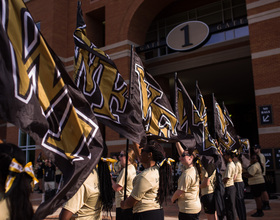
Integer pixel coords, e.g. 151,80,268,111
222,150,236,220
253,144,270,210
171,142,201,220
233,151,246,220
121,140,173,220
244,153,266,217
111,148,137,220
200,164,217,220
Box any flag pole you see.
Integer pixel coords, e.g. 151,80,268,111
173,72,178,190
212,93,217,139
195,80,198,108
123,45,134,200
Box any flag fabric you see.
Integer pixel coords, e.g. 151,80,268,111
213,97,250,168
195,82,208,128
73,2,145,145
174,74,191,136
0,0,104,219
222,101,240,150
130,51,191,145
174,77,218,155
213,96,239,151
239,137,251,168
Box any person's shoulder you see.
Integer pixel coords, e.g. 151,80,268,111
184,166,196,176
141,166,158,177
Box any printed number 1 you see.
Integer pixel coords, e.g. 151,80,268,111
181,25,193,47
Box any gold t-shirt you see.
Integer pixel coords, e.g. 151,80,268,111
201,167,216,196
247,162,265,185
115,164,136,208
0,192,10,220
63,169,102,220
177,166,201,214
222,161,235,188
130,166,161,213
234,161,243,183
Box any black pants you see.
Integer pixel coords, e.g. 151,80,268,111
235,182,247,220
224,185,236,220
133,209,164,220
116,208,133,220
178,212,200,220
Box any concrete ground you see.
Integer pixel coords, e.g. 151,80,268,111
31,192,280,219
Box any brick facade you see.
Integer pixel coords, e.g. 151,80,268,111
1,1,280,178
246,0,280,148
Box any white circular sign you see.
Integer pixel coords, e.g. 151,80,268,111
166,21,209,51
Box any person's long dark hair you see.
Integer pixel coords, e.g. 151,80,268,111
0,143,34,220
98,144,114,213
146,140,173,205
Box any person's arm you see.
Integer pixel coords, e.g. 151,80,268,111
171,189,184,203
59,208,73,220
200,177,210,188
111,177,123,192
222,177,229,184
233,169,238,181
242,171,253,178
176,142,184,156
120,195,138,209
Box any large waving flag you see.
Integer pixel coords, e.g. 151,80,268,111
174,77,218,155
0,0,103,219
130,51,194,146
213,97,249,167
213,96,239,150
73,2,145,145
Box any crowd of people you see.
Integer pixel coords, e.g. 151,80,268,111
0,141,273,220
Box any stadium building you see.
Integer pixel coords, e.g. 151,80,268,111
1,0,280,192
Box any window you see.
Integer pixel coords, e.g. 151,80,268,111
18,130,36,163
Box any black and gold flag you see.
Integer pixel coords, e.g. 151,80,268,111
175,77,218,155
194,83,218,155
239,137,250,168
195,82,208,128
213,96,239,150
0,0,103,219
130,52,187,143
73,2,145,145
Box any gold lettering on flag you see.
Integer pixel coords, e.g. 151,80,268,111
135,65,177,138
7,4,98,159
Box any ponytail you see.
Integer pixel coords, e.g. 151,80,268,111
193,156,202,180
146,140,173,205
98,146,114,213
158,160,173,205
0,143,34,220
